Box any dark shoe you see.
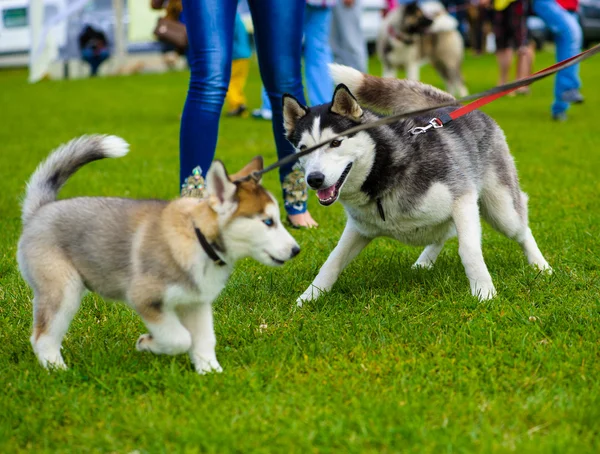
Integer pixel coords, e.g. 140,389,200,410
226,105,248,117
562,89,584,104
552,112,567,122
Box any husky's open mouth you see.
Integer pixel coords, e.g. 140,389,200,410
316,163,353,206
268,254,285,265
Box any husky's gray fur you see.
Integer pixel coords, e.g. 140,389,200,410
283,65,551,305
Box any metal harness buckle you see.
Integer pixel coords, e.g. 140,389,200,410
409,118,444,135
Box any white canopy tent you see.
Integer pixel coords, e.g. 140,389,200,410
28,0,128,83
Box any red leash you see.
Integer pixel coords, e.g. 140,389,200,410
410,44,600,135
236,43,600,183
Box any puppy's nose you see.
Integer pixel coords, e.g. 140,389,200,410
306,172,325,189
290,246,301,258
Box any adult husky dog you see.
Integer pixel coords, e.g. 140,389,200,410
283,65,551,306
377,1,468,97
17,136,300,373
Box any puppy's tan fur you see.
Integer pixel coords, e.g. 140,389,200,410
18,136,300,373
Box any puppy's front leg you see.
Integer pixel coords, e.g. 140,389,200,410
298,222,371,306
453,192,496,300
178,303,222,374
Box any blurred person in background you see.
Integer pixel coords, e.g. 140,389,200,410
151,0,187,69
533,0,583,121
330,0,368,73
485,0,533,93
78,25,110,77
225,13,252,117
467,1,493,56
180,0,318,228
252,0,335,122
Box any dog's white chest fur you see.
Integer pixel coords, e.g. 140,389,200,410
345,182,454,246
164,264,231,307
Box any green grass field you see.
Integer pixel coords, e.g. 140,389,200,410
1,52,599,453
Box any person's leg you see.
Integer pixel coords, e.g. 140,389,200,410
514,1,532,92
225,58,249,114
494,7,513,86
248,0,317,226
533,0,582,117
330,0,368,73
303,5,334,106
81,48,97,76
179,0,237,185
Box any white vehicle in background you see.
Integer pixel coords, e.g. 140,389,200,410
0,0,67,56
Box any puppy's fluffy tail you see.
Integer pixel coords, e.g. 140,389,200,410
329,63,459,114
22,135,129,224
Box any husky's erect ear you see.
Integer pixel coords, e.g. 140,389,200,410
283,94,309,136
330,84,363,121
229,156,264,184
206,160,238,213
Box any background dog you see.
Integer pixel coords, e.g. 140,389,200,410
377,1,468,97
283,64,551,305
17,136,300,373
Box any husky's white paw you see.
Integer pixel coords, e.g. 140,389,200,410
533,262,553,275
193,356,223,375
412,259,434,270
296,285,323,307
474,283,497,301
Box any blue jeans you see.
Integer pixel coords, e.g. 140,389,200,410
260,5,334,112
532,0,582,115
180,0,307,214
81,47,109,76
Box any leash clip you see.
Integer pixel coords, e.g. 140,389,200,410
410,118,444,135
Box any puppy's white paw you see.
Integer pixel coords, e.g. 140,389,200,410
193,356,223,375
136,333,153,352
474,283,497,301
39,355,68,371
296,285,323,307
34,340,68,370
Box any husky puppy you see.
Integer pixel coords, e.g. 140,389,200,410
283,65,551,306
17,136,300,373
377,1,468,97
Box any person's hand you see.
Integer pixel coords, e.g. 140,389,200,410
343,0,355,6
479,0,491,6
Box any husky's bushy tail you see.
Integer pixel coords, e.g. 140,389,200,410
22,135,129,224
329,63,459,114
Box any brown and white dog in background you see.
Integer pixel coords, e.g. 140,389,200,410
377,1,468,97
17,136,300,374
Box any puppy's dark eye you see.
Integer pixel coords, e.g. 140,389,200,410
263,218,274,227
330,139,342,148
299,145,307,151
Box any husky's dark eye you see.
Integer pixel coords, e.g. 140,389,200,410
263,218,274,227
330,139,342,148
299,144,307,151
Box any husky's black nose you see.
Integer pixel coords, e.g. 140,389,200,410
291,246,301,258
306,172,325,189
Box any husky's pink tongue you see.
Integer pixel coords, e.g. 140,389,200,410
317,185,336,201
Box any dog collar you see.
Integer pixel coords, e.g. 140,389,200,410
377,198,386,222
194,226,226,267
388,25,414,45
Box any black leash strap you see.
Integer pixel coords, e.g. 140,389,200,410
234,42,600,185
